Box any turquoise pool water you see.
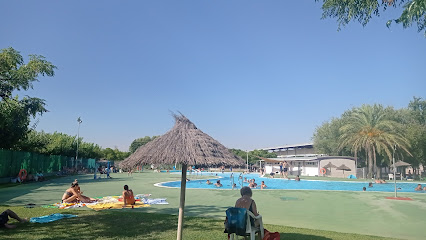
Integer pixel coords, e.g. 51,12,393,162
159,172,424,193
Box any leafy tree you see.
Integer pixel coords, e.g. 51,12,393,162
102,147,130,161
129,136,158,153
313,117,349,155
338,104,411,178
317,0,426,35
0,47,56,148
230,149,277,165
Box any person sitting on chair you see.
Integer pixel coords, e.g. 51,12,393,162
122,184,136,207
235,186,260,227
0,209,28,229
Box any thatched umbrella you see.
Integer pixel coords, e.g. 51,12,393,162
336,164,351,178
391,160,411,168
323,162,337,175
119,113,243,240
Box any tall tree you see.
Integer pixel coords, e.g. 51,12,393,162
129,136,158,153
0,47,56,148
317,0,426,35
338,104,411,178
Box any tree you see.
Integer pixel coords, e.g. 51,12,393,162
129,136,158,153
313,117,352,156
0,47,56,148
317,0,426,35
230,149,277,165
338,104,411,178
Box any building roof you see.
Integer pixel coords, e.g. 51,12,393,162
260,143,314,151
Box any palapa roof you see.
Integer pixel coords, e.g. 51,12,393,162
336,164,351,171
323,162,337,168
391,160,411,167
119,113,244,169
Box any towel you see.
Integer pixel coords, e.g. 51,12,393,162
86,201,150,211
30,213,77,223
140,198,169,205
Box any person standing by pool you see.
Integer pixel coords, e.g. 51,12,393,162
279,162,284,177
283,161,289,178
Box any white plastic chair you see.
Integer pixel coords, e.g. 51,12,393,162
229,210,264,240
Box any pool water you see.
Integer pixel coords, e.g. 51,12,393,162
159,172,424,193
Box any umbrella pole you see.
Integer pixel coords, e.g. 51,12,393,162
177,163,187,240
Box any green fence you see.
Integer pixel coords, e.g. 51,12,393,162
0,149,96,178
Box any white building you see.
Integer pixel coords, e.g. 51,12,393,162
261,156,357,178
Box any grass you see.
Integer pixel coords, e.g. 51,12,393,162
0,206,393,240
1,172,425,239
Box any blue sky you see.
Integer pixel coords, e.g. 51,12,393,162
1,1,425,151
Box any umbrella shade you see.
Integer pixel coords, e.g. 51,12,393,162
391,160,411,168
323,162,337,168
119,113,244,240
336,164,351,171
120,113,243,169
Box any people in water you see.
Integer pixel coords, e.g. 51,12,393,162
206,180,212,185
122,184,135,207
368,182,373,187
414,184,423,191
260,181,267,189
363,187,366,191
249,179,257,188
215,180,223,187
295,175,300,181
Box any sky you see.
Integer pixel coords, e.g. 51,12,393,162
1,1,425,152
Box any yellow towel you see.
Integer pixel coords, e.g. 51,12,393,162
86,201,150,211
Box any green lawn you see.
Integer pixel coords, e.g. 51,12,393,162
1,172,425,239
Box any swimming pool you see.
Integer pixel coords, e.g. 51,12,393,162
158,172,424,193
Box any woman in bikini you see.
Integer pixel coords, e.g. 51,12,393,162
235,186,260,227
62,181,96,203
122,185,136,207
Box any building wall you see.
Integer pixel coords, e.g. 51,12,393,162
319,158,356,178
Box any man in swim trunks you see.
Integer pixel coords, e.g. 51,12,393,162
279,162,283,177
283,161,289,178
0,209,28,229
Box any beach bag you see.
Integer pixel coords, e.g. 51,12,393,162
263,229,280,240
224,207,247,235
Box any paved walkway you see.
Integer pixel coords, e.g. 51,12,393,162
1,172,425,240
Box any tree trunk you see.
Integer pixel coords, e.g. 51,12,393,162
367,145,373,179
373,145,377,179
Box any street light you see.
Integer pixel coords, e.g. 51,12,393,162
75,117,83,169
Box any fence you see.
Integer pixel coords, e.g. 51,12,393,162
0,149,96,178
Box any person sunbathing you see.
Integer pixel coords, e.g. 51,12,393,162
0,209,28,229
62,182,96,203
122,185,136,207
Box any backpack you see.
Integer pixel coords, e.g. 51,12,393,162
263,229,281,240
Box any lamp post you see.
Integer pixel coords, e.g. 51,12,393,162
75,117,82,170
392,144,397,197
246,150,249,172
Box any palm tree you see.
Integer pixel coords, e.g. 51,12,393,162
339,104,411,179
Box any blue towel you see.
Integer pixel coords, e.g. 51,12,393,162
30,213,77,223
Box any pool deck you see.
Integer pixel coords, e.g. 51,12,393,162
1,172,425,240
